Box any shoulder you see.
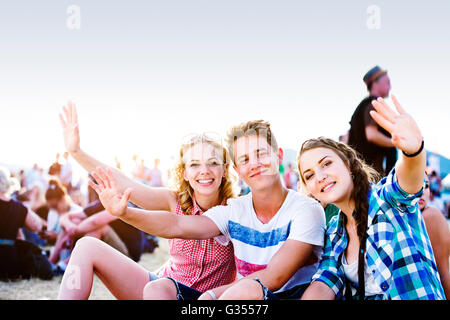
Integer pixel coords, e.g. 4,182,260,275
354,96,375,113
8,198,27,215
286,191,324,215
422,207,447,230
287,190,320,207
286,191,326,227
225,192,252,209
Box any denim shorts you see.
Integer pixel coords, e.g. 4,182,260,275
147,273,203,300
253,278,308,300
165,277,203,300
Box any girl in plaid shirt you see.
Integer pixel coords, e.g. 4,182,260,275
298,95,445,300
57,102,236,299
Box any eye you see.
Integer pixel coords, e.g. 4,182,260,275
189,163,199,167
257,150,268,157
208,160,220,166
323,160,332,167
305,173,314,181
238,157,248,165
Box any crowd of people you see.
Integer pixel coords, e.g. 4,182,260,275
1,65,449,300
0,151,161,281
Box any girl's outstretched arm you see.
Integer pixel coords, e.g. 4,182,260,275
88,167,221,240
59,101,177,212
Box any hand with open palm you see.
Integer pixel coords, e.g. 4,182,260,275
88,167,132,217
370,95,423,155
59,101,81,154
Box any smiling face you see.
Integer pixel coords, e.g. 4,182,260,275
182,142,226,198
233,135,281,191
299,147,354,207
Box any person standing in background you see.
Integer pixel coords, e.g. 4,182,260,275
348,66,397,176
147,158,163,187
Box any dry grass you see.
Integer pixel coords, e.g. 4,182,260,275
2,221,450,300
0,238,170,300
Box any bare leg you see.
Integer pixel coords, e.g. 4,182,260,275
220,279,264,300
58,236,150,300
143,278,178,300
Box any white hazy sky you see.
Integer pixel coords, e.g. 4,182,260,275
1,1,449,176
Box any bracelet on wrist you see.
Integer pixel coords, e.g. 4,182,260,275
206,290,217,300
402,139,424,158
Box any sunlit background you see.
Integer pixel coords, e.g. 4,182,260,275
1,0,449,185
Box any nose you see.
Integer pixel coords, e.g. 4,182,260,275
248,154,262,168
198,163,211,174
316,170,327,183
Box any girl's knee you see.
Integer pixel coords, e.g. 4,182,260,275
143,278,177,300
71,236,103,259
74,236,101,250
221,279,263,300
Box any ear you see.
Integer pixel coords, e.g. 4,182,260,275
222,164,229,178
278,148,284,165
182,168,189,182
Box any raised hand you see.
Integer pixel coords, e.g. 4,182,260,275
88,167,132,217
370,95,423,155
59,101,81,154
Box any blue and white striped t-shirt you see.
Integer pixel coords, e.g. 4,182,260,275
204,190,326,293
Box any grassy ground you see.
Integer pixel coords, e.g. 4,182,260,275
0,238,170,300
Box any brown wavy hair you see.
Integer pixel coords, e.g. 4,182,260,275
171,138,237,215
45,178,67,201
297,137,381,244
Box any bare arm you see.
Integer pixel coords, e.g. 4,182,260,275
88,167,221,240
243,240,318,292
59,101,177,212
422,207,450,299
73,210,116,236
370,95,425,194
24,209,43,233
301,281,336,300
200,239,319,300
121,207,221,240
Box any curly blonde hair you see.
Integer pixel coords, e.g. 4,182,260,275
171,138,237,215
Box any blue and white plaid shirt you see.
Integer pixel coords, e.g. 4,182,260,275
312,168,445,300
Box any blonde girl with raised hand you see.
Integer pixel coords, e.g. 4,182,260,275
57,102,236,299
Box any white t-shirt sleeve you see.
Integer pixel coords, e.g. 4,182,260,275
203,204,232,246
288,201,326,247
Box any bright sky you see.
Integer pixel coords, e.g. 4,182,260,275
1,1,449,179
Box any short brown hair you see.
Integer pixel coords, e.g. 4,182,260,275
225,120,279,164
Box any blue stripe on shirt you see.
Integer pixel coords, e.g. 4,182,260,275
228,220,291,248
